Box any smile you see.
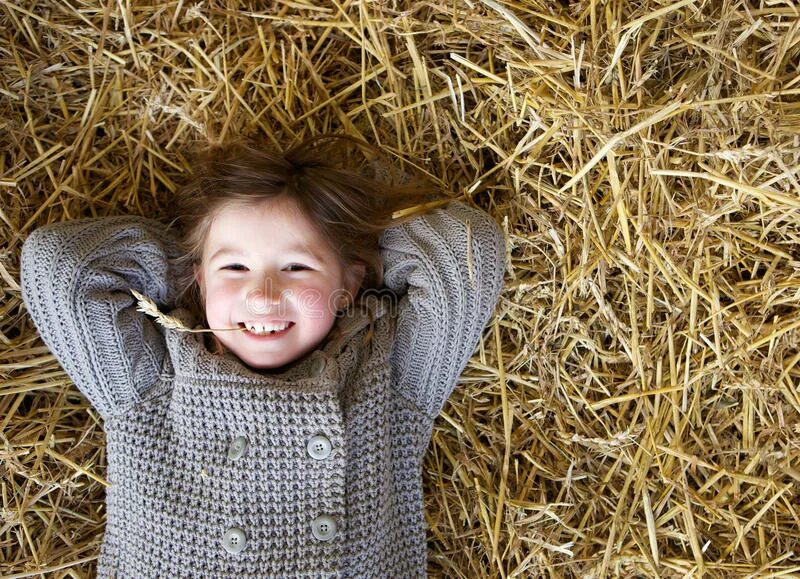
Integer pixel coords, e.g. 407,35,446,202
239,321,295,336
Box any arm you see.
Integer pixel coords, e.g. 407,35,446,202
20,216,182,420
380,200,505,418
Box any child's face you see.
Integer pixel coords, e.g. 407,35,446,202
194,197,361,370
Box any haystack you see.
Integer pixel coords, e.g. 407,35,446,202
2,1,799,577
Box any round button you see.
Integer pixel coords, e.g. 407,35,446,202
222,527,247,554
227,436,248,460
306,435,332,460
311,515,337,541
310,356,326,377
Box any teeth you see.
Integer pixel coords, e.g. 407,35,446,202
246,321,291,335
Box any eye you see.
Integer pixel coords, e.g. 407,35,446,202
285,263,310,272
222,264,247,271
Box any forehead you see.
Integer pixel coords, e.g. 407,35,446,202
203,198,331,258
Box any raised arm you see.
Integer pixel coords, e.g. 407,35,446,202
380,200,506,418
20,216,182,420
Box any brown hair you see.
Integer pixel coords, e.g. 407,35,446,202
167,135,440,344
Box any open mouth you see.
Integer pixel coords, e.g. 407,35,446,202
239,321,295,337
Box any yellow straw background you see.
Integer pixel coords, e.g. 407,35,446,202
2,1,799,577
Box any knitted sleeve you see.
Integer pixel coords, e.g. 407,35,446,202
380,200,506,418
20,216,182,420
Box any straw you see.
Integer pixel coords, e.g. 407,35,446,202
130,288,242,333
3,0,800,576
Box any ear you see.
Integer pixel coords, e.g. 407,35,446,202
344,262,366,297
193,264,205,298
337,262,366,310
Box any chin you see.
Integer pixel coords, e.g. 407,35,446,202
238,354,291,371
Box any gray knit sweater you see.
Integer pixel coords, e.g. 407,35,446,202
20,200,505,578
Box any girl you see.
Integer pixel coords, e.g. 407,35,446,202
20,137,506,578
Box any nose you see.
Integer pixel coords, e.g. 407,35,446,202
244,274,285,316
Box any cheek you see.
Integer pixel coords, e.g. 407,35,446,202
290,281,339,322
203,279,241,319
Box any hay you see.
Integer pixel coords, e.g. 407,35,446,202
2,0,799,577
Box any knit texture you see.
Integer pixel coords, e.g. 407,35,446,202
20,200,505,578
